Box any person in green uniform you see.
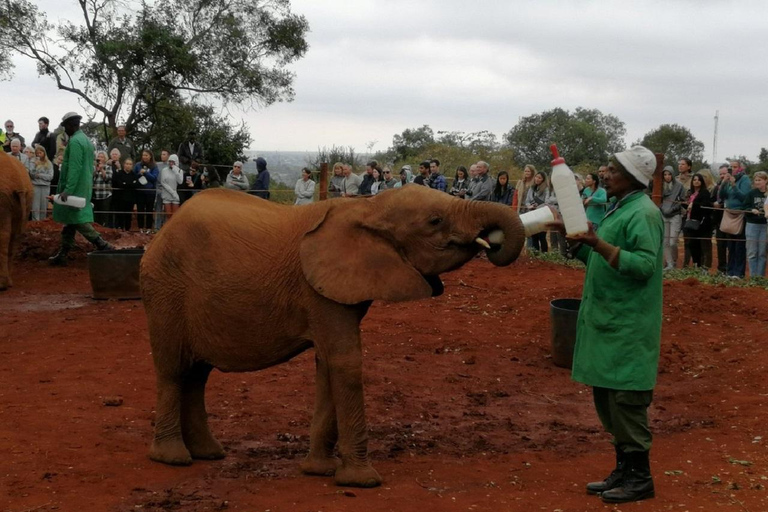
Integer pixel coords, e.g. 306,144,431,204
550,145,663,504
49,112,114,266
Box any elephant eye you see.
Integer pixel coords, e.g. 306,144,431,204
429,217,443,226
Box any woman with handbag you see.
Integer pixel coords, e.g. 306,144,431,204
681,173,711,269
743,171,767,278
719,165,752,278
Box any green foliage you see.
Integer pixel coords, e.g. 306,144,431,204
306,145,361,172
409,143,518,181
0,0,308,133
504,107,626,169
391,125,435,161
636,124,705,167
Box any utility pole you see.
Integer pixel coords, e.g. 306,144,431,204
713,110,719,164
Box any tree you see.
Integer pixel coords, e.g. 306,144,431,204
307,145,361,172
0,0,308,134
391,125,435,161
503,107,627,169
636,124,705,168
437,130,499,153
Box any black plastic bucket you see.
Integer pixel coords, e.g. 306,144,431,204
87,248,144,300
549,298,581,369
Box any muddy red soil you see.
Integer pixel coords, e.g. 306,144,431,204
1,226,767,511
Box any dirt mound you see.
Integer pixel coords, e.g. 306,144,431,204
17,220,151,262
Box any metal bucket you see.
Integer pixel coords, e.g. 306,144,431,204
549,298,581,369
87,248,144,300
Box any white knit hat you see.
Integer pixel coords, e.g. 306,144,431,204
615,146,656,185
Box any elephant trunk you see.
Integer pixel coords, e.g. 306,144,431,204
466,202,526,266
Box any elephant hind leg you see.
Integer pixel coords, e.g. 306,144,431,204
181,362,225,460
149,371,192,466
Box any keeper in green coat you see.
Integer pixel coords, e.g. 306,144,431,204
49,112,113,266
550,146,663,504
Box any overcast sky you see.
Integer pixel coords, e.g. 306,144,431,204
4,0,767,163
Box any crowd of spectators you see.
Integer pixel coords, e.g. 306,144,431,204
3,117,766,277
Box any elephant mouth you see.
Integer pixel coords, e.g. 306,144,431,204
424,274,444,297
476,228,505,254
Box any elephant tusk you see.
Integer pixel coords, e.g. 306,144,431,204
475,237,491,250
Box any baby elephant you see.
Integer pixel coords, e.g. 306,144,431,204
0,152,34,291
140,185,525,487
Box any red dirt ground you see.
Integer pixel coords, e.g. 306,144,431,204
1,226,767,512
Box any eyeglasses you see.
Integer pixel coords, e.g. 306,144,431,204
383,171,391,174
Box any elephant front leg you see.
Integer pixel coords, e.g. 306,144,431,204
328,352,381,488
301,354,340,476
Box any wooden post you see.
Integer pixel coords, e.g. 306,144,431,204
652,153,664,207
319,162,328,201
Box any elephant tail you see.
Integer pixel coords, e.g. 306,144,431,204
16,189,32,232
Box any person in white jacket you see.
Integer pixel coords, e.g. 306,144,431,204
294,167,316,205
225,161,250,191
159,154,184,222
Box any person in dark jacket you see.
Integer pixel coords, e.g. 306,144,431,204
31,117,57,161
178,159,203,204
177,130,203,171
491,170,514,205
359,160,377,195
107,125,136,164
112,158,139,231
251,157,270,199
681,173,712,269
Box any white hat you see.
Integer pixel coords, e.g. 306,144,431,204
615,146,656,185
60,111,82,125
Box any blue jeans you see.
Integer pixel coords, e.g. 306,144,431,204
745,222,767,278
154,192,165,231
726,227,747,278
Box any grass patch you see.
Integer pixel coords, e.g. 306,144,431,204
528,250,768,289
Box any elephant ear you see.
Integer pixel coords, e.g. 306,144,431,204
300,202,432,305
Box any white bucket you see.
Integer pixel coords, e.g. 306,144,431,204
520,207,555,237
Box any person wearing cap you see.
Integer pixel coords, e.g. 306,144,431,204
49,112,114,265
107,125,135,164
550,145,663,504
177,130,203,172
225,161,250,191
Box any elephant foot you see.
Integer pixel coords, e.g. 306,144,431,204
149,438,193,466
187,437,226,460
334,463,381,488
0,277,9,291
300,455,341,476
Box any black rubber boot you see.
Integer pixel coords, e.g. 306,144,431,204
93,237,115,251
48,247,70,266
586,445,626,495
601,450,655,503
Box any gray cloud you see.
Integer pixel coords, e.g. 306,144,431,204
4,0,767,161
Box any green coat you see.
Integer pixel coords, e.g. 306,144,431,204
53,130,95,225
582,186,608,227
572,191,664,391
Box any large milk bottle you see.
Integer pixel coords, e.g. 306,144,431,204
549,144,588,236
